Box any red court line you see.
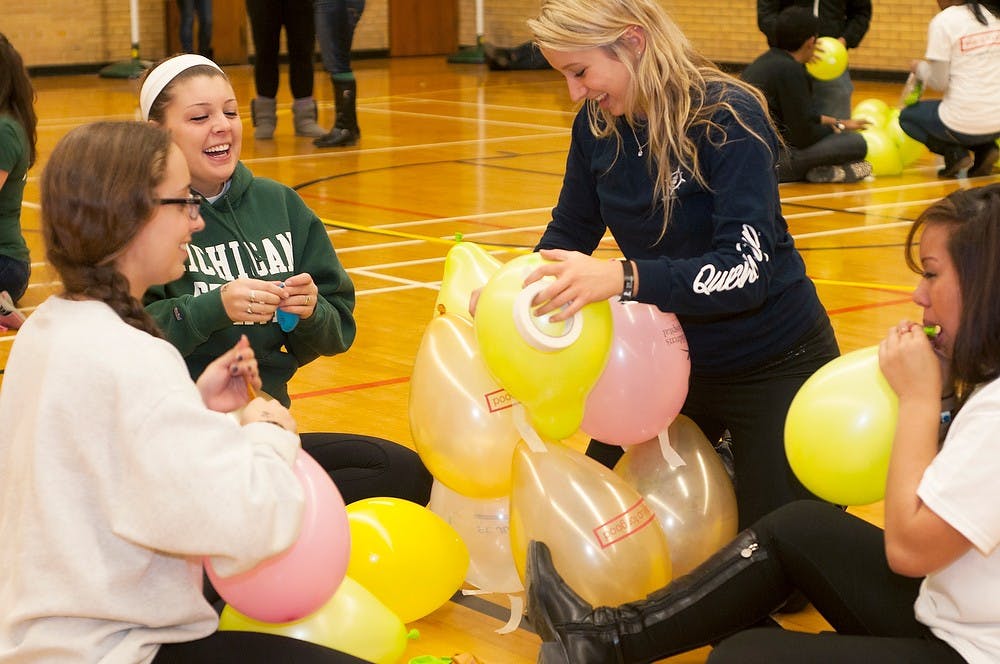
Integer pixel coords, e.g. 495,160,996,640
290,375,410,401
826,296,913,316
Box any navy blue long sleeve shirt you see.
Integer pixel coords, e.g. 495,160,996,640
536,84,826,375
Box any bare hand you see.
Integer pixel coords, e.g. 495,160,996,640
277,273,319,320
878,321,942,404
197,335,261,412
219,279,286,324
523,249,622,322
241,397,297,433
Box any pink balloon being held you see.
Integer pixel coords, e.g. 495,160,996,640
581,301,690,446
206,450,351,623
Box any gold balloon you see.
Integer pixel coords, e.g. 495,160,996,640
509,440,671,607
614,416,738,577
434,242,503,319
409,313,520,498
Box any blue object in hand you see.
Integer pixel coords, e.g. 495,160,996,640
276,281,300,332
277,308,299,332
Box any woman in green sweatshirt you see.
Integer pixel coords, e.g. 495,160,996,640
141,54,431,507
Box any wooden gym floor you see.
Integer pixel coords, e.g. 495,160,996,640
4,56,998,662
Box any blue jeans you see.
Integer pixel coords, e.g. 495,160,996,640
0,255,30,302
176,0,212,54
315,0,365,75
812,70,854,120
899,100,1000,153
779,131,868,182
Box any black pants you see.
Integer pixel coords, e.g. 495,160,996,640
588,315,840,529
300,431,433,505
245,0,317,99
705,501,965,663
153,630,367,662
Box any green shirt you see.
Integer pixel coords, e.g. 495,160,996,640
0,114,30,263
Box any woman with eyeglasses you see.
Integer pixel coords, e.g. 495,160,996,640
139,55,432,509
0,120,368,662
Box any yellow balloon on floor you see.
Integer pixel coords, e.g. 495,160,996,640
218,576,408,664
852,98,891,129
509,440,672,608
434,242,503,320
474,252,613,440
784,346,898,506
346,498,469,624
806,37,847,81
886,108,926,167
861,127,904,176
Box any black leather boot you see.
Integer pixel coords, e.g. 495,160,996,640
526,530,791,664
314,78,360,148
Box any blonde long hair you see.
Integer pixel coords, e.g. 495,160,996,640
528,0,775,236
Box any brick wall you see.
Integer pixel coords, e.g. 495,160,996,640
8,0,938,75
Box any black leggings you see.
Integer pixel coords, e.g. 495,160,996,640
245,0,317,99
153,630,367,662
705,502,965,663
299,431,433,505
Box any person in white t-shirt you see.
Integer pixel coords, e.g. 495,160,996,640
525,183,1000,664
899,0,1000,178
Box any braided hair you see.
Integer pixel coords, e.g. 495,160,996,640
40,122,172,338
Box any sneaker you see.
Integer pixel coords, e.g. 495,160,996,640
0,291,25,330
969,144,999,178
805,160,872,184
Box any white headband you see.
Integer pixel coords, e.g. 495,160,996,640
139,54,224,121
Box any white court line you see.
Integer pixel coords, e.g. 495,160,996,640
793,220,913,240
244,131,570,165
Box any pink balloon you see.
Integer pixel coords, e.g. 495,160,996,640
581,301,690,446
206,451,351,623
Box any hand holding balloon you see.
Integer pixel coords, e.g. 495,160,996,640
525,249,627,322
878,321,943,404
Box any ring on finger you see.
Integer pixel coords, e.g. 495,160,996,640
305,295,311,305
247,303,254,315
250,289,258,304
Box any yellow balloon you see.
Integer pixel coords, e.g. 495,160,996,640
218,576,408,664
784,346,899,506
861,127,904,176
806,37,847,81
409,314,520,498
346,498,469,623
852,98,890,129
434,242,503,320
509,440,671,608
614,416,738,577
474,253,613,440
886,108,927,167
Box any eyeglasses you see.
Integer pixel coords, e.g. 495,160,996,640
158,194,205,220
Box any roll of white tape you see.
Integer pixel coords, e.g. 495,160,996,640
512,280,583,352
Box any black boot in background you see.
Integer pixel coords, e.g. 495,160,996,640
314,77,360,148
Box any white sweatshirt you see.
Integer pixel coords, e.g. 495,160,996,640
0,297,304,663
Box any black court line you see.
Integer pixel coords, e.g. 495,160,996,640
292,150,568,192
783,200,918,225
449,590,537,635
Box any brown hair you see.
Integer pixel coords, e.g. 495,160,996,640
40,122,172,337
0,33,38,167
905,183,1000,402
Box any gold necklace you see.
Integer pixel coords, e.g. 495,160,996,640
627,121,647,157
